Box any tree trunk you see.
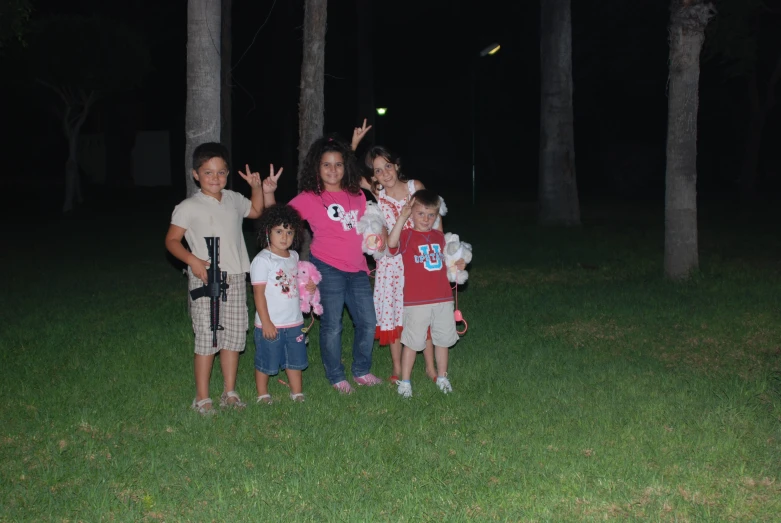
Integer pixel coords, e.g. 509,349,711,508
221,0,233,190
185,0,221,198
355,0,374,149
63,136,81,213
538,0,580,226
298,0,327,174
739,73,764,200
61,99,91,213
664,0,714,280
739,52,781,201
298,0,327,260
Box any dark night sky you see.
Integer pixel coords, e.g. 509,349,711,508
3,0,780,206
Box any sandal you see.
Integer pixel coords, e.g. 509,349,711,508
256,394,273,404
332,380,354,394
220,391,247,409
354,373,383,386
290,393,305,403
191,397,215,415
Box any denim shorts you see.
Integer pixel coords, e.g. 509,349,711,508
254,326,308,375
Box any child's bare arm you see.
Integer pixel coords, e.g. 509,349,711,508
380,226,389,251
388,198,414,249
238,163,269,219
262,165,283,208
252,284,277,340
387,221,403,249
351,118,372,151
165,224,209,283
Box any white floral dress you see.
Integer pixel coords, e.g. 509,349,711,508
373,180,417,345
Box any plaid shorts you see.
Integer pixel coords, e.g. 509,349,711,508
188,270,248,356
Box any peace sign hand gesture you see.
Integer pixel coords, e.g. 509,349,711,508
400,197,415,220
238,164,262,190
351,118,373,151
263,164,283,194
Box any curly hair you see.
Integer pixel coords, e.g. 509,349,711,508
256,204,304,251
298,134,363,195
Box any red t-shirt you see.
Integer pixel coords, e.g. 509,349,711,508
391,229,453,306
289,190,368,274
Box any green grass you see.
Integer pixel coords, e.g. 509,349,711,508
1,200,780,521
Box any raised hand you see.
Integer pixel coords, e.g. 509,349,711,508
400,197,415,220
351,118,373,150
238,164,262,190
262,164,283,194
190,256,210,284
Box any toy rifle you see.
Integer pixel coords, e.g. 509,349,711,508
189,237,229,347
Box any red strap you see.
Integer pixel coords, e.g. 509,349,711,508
453,281,468,335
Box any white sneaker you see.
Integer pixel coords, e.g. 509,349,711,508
396,380,412,398
436,377,452,394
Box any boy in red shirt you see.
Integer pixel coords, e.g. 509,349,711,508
387,190,467,398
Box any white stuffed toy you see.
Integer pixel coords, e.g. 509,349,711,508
433,197,447,230
356,201,388,259
444,232,472,284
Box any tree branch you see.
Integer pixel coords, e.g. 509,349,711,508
83,90,97,111
36,78,69,106
74,96,92,132
62,104,72,138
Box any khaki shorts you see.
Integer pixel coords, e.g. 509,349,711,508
188,270,248,355
401,302,459,351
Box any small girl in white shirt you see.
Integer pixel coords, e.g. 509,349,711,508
250,205,315,403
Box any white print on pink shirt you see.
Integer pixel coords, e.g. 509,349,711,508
325,204,359,231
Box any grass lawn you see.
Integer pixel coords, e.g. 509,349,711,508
1,196,780,521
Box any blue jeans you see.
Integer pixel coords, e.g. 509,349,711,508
254,327,308,375
310,254,377,384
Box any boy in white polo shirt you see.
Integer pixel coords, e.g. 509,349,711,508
165,142,279,414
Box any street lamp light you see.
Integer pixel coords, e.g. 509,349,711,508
480,43,501,57
472,42,500,206
376,107,388,116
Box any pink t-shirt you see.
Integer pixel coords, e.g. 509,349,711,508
289,190,368,273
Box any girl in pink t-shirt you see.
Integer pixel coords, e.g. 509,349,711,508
263,135,383,394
